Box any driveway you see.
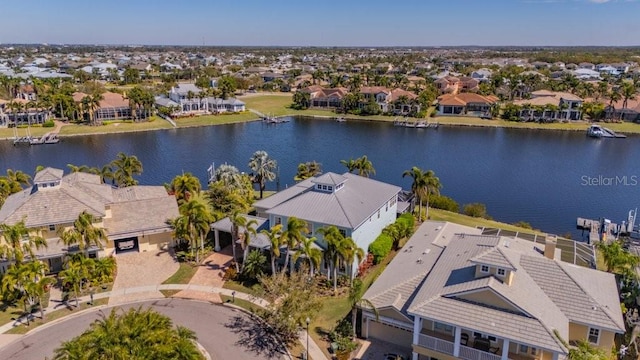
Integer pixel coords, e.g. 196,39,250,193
355,339,412,360
0,298,288,360
173,245,234,303
108,249,179,305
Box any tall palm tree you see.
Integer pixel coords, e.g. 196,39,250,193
239,218,258,269
354,155,375,178
0,220,47,264
59,257,90,308
248,150,277,199
214,163,243,189
5,169,31,189
261,224,283,277
348,278,378,338
177,194,213,263
317,225,349,292
1,260,51,325
340,158,358,173
341,237,365,284
58,211,108,255
110,152,143,187
607,87,622,121
229,211,255,272
596,240,640,274
167,172,202,205
281,217,309,273
294,236,322,276
402,167,441,221
621,82,637,112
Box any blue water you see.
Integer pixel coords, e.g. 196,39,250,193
2,116,639,240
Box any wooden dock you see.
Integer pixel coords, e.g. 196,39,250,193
577,217,618,243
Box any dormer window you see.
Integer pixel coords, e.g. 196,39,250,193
497,268,506,277
480,265,489,273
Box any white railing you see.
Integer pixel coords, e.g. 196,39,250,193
417,333,454,355
459,345,502,360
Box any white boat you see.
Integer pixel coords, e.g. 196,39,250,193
335,117,346,122
587,124,604,138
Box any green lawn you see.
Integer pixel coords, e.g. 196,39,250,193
428,208,546,234
222,279,263,298
174,112,258,128
160,262,199,297
59,118,173,136
4,298,109,335
220,294,261,313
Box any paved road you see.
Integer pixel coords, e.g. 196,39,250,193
0,298,288,360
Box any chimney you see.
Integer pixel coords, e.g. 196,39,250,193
544,234,557,260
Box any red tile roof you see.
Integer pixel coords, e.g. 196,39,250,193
438,93,499,106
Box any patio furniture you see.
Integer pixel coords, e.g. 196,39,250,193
490,347,500,354
473,337,491,352
460,333,469,346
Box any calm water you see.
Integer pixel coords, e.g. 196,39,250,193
1,117,639,240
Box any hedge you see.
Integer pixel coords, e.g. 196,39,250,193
368,233,393,264
430,195,460,213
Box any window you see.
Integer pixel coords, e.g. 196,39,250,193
377,210,380,219
519,344,529,354
327,186,333,191
48,224,56,231
433,322,454,335
275,217,282,225
307,223,314,236
41,183,47,188
588,328,600,344
339,229,346,237
316,184,322,190
481,265,490,273
497,268,506,276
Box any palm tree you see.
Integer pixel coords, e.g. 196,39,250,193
167,172,202,205
110,152,143,187
5,169,31,188
248,150,277,199
354,155,375,178
348,278,378,338
341,237,365,284
621,82,637,113
340,158,358,173
214,163,243,189
58,211,108,255
229,211,256,272
0,220,47,263
402,167,441,221
1,261,51,325
239,218,258,269
607,87,622,121
596,240,640,274
261,224,283,277
294,236,322,276
59,257,91,308
317,225,349,292
294,161,322,182
281,217,309,273
177,194,213,263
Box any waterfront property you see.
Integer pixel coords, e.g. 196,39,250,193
0,98,51,127
436,93,499,116
250,172,402,276
605,98,640,123
302,85,420,114
72,91,144,123
0,168,179,273
513,90,583,121
156,83,246,115
435,76,480,95
361,221,625,360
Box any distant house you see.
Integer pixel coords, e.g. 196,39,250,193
302,85,349,109
168,83,207,114
206,97,245,113
361,221,625,360
0,168,179,273
470,68,492,82
578,62,595,70
605,98,640,123
572,68,601,81
436,93,499,117
2,98,51,126
514,90,583,121
260,72,285,83
73,91,144,123
435,76,479,95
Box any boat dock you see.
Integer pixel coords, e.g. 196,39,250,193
394,118,439,129
600,127,627,138
12,131,60,146
576,217,622,243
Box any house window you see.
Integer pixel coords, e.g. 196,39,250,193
41,183,47,188
316,184,322,190
328,186,333,191
48,224,56,231
481,265,490,273
275,217,282,225
588,328,600,344
497,268,506,276
377,210,380,219
433,322,454,335
339,229,346,237
519,344,529,354
307,223,314,236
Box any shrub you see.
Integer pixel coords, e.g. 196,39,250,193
463,203,488,218
223,266,238,281
513,221,532,229
368,233,393,264
430,195,460,213
42,120,55,128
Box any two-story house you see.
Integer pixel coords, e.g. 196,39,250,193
0,168,179,273
250,172,401,276
361,221,625,360
514,90,583,121
435,76,480,95
168,83,208,114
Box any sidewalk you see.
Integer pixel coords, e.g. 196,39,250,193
0,284,329,360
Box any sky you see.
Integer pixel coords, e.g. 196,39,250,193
0,0,638,46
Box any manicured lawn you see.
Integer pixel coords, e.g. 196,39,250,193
174,112,258,127
58,118,173,136
0,126,52,140
4,298,109,335
222,279,263,298
160,262,199,297
428,208,546,234
220,294,261,312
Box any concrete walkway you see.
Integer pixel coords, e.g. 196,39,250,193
0,284,329,360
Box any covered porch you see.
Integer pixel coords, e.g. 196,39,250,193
411,318,560,360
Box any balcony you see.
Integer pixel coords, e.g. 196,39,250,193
416,333,523,360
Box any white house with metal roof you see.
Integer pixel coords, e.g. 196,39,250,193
361,221,625,360
0,168,179,273
252,172,401,276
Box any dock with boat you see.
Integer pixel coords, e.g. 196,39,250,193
587,124,626,138
12,129,60,146
577,209,638,243
394,117,439,129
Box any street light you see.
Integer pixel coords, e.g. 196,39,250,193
305,317,311,360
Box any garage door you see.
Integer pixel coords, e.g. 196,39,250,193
115,237,139,254
368,320,413,348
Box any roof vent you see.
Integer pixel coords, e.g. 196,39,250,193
416,258,423,264
435,226,442,231
504,240,510,248
592,305,598,311
423,249,431,255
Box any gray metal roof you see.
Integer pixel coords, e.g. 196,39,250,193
210,215,270,249
311,173,347,186
253,178,314,211
265,173,400,229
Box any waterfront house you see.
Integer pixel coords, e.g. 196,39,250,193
206,97,245,113
73,91,143,123
360,221,625,360
435,76,480,95
303,85,349,109
436,93,499,117
514,90,583,121
0,168,179,273
605,98,640,123
168,83,207,114
248,172,401,276
2,98,51,126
